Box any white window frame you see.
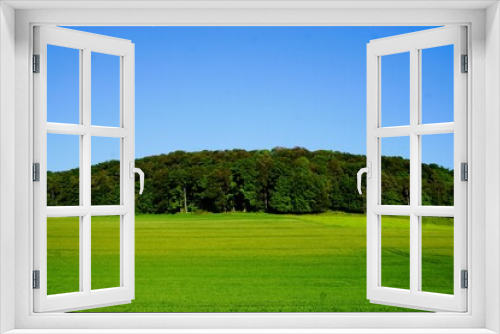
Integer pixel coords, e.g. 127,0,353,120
1,1,499,333
33,26,136,313
366,26,468,312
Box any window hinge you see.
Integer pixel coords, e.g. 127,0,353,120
461,270,468,289
33,54,40,73
33,163,40,182
33,270,40,289
461,162,468,181
461,54,468,73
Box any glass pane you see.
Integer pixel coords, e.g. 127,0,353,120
421,217,454,294
381,52,410,127
47,45,80,124
381,136,410,205
91,215,120,290
91,52,121,127
47,134,80,206
421,45,454,124
422,133,454,206
91,137,121,206
47,217,80,295
381,215,410,290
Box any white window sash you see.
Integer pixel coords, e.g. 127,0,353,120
32,25,136,313
366,26,468,312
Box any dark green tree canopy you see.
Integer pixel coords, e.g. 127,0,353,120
47,147,453,214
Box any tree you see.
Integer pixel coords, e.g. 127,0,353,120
47,148,454,215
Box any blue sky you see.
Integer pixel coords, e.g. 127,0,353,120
47,26,454,171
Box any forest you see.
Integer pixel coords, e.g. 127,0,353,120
47,147,454,214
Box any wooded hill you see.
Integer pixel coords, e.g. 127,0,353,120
47,147,454,214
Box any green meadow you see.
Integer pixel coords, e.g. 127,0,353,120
46,213,454,312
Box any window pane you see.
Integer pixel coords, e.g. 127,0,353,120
381,136,410,205
47,217,80,295
421,45,454,124
91,52,121,127
421,217,454,295
91,137,121,206
47,133,80,206
47,45,80,124
91,215,121,290
421,133,454,206
381,52,410,127
381,215,410,290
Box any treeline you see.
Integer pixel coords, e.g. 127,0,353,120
47,147,454,214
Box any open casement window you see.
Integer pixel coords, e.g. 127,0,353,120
33,26,139,312
365,26,467,312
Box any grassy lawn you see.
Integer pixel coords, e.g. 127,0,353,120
46,212,454,312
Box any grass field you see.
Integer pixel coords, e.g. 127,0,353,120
46,212,454,312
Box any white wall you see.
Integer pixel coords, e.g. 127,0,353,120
486,2,500,333
0,2,16,334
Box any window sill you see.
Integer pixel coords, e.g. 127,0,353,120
3,329,497,334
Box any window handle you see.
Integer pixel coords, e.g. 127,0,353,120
357,162,371,195
129,162,145,195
